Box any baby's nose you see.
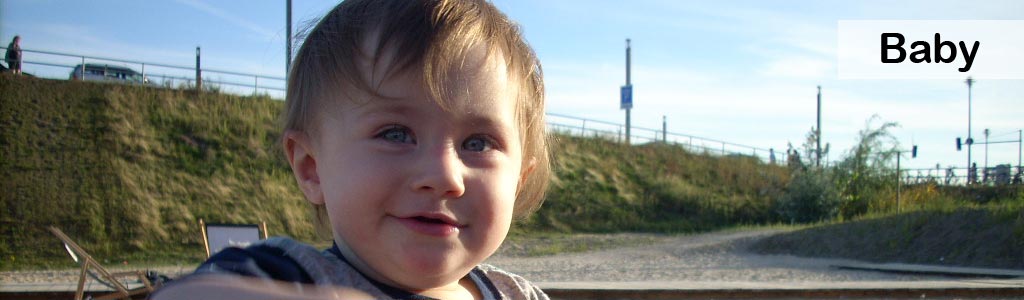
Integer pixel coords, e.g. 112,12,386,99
410,144,466,199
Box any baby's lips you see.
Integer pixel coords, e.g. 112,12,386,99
401,212,466,228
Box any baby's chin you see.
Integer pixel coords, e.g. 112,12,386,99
396,246,481,283
335,235,483,288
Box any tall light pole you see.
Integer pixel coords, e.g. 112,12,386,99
622,39,632,145
965,77,975,184
286,0,292,79
816,85,822,168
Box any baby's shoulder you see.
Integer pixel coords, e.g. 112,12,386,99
475,264,549,300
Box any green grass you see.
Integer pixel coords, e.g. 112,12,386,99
1,75,795,270
1,75,316,270
4,74,1019,271
519,134,789,233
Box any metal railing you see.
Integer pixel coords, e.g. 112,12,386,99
546,113,788,164
1,47,285,97
900,166,1023,186
4,46,794,164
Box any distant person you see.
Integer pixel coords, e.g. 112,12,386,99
153,0,551,299
787,148,803,170
5,35,22,75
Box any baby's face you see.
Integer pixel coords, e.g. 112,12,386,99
313,46,523,290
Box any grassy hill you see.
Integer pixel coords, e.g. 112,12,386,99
3,74,1020,271
527,135,788,233
0,74,792,269
1,75,314,269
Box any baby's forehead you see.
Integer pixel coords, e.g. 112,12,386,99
337,46,517,107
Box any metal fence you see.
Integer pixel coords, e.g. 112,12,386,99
900,166,1023,186
1,46,285,98
546,113,788,164
4,46,801,166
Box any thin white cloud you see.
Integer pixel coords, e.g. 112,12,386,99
173,0,277,41
30,23,191,65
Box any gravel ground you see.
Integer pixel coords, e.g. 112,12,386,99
1,228,936,284
486,228,936,283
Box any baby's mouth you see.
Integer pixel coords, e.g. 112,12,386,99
397,213,465,237
413,216,450,225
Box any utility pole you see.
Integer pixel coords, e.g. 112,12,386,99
816,85,822,168
966,77,975,184
623,39,633,145
286,0,292,79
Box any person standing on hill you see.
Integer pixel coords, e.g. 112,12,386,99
5,35,22,75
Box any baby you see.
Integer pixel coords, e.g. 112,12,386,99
154,0,550,299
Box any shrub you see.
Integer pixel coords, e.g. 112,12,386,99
776,169,840,223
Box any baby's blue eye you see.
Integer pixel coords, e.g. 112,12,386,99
463,135,495,152
377,126,414,144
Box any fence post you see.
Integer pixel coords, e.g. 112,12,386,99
254,75,259,95
79,56,85,80
581,120,587,136
141,63,146,83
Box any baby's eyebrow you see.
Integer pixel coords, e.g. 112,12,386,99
352,101,415,119
460,115,514,134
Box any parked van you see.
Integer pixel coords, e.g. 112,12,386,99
69,64,149,84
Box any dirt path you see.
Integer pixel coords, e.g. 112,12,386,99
486,228,936,283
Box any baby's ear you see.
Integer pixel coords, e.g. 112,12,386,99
283,130,324,205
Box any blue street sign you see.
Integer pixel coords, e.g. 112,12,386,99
621,85,633,109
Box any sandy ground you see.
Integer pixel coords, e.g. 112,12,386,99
1,228,937,284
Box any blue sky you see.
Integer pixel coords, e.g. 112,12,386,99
2,0,1022,173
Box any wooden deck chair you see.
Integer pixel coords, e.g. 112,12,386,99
199,219,268,257
48,226,156,300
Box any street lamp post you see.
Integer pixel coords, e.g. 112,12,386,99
965,77,975,184
286,0,292,79
816,85,822,168
623,39,632,145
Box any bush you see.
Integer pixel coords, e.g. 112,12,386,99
776,169,840,223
